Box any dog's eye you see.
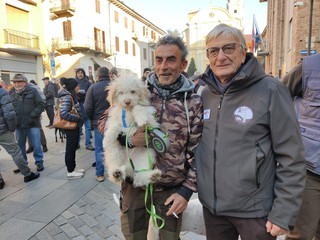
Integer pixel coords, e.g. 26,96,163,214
130,90,135,94
118,91,123,95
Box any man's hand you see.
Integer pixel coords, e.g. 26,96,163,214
164,193,188,217
266,221,288,236
132,127,149,147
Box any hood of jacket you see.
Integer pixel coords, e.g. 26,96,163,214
201,53,266,94
147,72,195,98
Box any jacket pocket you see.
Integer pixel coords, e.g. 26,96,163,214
300,125,320,169
240,137,271,195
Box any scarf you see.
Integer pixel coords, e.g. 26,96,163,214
154,75,184,99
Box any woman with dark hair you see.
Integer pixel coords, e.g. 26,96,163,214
58,77,84,179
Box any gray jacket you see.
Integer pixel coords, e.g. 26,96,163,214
196,53,305,230
282,53,320,175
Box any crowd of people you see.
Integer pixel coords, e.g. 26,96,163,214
0,23,319,240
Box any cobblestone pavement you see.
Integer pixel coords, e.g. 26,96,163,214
0,116,285,240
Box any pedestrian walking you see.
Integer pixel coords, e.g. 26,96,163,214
10,74,45,172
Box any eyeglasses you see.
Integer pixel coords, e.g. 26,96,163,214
206,43,241,58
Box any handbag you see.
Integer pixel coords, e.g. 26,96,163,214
53,96,79,130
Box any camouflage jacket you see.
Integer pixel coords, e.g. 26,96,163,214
148,73,203,196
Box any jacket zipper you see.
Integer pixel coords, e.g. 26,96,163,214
159,99,166,123
213,94,224,214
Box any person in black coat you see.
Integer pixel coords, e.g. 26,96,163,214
75,68,94,150
84,67,111,182
10,74,45,172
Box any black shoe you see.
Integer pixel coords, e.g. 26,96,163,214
26,147,34,154
24,172,40,182
13,169,21,174
37,165,44,172
92,162,96,167
43,145,48,152
0,180,5,189
86,145,95,151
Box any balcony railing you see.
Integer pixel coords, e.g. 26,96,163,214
52,36,112,57
50,0,76,19
3,29,40,49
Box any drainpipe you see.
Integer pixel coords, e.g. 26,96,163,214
307,0,314,55
278,0,284,77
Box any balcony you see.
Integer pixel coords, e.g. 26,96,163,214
18,0,37,6
2,29,40,55
50,0,76,20
51,36,112,58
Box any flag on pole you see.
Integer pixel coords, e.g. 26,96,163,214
251,15,263,53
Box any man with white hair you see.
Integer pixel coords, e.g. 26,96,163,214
196,23,306,240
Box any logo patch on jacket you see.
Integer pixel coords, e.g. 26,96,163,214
204,109,211,120
234,106,253,125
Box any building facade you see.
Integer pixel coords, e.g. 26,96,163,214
262,0,320,78
44,0,166,80
183,0,244,73
0,0,45,85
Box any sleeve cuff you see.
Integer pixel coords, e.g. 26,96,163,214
176,185,193,201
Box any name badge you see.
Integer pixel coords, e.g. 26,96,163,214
204,109,211,120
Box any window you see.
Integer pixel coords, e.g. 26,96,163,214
151,31,156,40
95,0,100,13
124,17,128,28
146,28,148,37
114,11,119,23
124,40,128,54
115,36,120,51
94,28,105,52
143,48,147,60
143,26,145,36
131,20,135,32
132,43,136,56
102,30,106,52
151,51,154,66
6,4,29,32
63,20,72,40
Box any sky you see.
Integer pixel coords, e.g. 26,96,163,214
122,0,267,34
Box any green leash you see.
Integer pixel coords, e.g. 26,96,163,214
125,124,165,229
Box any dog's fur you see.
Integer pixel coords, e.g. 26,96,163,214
103,77,162,187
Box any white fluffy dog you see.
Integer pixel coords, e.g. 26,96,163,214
103,76,162,187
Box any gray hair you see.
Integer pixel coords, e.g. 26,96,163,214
156,34,188,61
206,24,247,50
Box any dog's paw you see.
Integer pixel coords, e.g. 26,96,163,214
150,170,162,183
113,170,123,181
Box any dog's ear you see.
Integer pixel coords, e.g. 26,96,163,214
138,85,151,106
106,83,117,106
